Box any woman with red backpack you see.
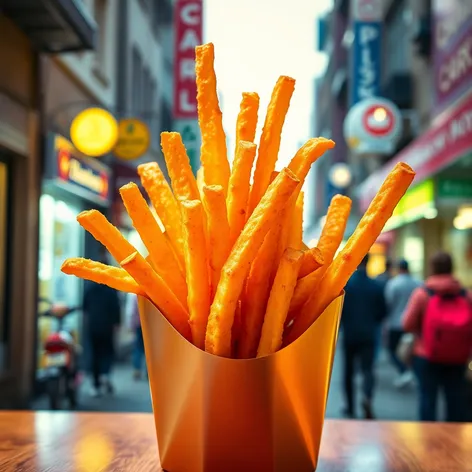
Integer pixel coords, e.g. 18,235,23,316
403,252,472,422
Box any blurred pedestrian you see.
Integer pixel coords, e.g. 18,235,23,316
83,253,121,397
403,252,472,422
132,295,146,380
374,259,393,358
341,254,387,419
385,259,421,388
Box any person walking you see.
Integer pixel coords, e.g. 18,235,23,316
403,252,472,422
131,295,146,380
83,256,121,397
374,259,393,359
341,254,387,419
385,259,421,388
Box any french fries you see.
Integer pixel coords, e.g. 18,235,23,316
61,43,415,360
286,163,415,344
257,248,303,357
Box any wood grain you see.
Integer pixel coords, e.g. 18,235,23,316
0,412,471,471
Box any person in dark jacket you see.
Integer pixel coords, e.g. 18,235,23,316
83,256,121,397
341,254,387,419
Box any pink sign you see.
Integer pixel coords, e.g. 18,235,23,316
358,91,472,210
433,0,472,111
173,0,203,119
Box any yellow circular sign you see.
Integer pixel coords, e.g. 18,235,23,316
113,118,151,161
70,108,118,157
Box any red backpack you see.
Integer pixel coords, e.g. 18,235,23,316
422,288,472,364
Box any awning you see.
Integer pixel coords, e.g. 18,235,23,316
3,0,96,52
357,91,472,211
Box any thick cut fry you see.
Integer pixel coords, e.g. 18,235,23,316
161,132,200,201
288,191,304,250
275,188,298,273
235,92,260,148
197,167,205,196
119,182,188,307
286,163,415,344
247,76,295,215
298,247,324,279
61,258,143,295
196,43,230,195
137,162,185,269
202,185,231,299
289,194,352,315
77,210,136,264
238,220,283,359
288,138,335,182
205,167,300,357
121,252,191,341
181,200,211,349
227,141,257,245
257,248,304,357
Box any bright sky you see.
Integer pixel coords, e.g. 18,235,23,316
204,0,333,167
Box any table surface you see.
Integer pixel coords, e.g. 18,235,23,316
0,411,471,471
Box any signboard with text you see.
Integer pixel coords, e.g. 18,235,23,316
433,0,472,113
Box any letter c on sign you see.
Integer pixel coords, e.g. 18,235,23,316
181,4,201,26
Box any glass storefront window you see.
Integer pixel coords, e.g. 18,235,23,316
0,162,8,372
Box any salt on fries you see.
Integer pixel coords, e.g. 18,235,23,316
61,43,415,358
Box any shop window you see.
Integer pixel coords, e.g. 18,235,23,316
93,0,109,82
0,162,9,372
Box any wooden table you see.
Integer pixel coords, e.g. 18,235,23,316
0,411,471,471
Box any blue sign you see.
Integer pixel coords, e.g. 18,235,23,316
351,21,382,105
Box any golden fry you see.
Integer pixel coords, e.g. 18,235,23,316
196,43,230,195
121,252,191,341
286,163,415,344
235,92,260,147
119,182,188,308
77,210,135,263
227,141,257,245
181,200,211,349
61,258,143,295
288,190,304,250
288,194,352,315
161,132,200,201
137,162,185,269
196,167,205,196
202,185,231,299
257,248,304,357
205,167,299,357
247,76,295,216
288,138,335,182
238,220,283,359
298,247,324,279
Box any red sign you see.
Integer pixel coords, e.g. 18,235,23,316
358,91,472,210
173,0,203,119
362,105,395,137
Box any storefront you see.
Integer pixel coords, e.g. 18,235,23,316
37,134,111,379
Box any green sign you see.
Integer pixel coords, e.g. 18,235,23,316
438,178,472,199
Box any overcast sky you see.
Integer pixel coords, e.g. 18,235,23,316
204,0,333,167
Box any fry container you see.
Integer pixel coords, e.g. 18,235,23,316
139,294,343,472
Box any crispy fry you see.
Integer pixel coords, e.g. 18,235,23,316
227,141,257,245
275,188,298,273
197,167,205,196
161,132,200,201
247,76,295,216
298,247,324,279
77,210,135,263
137,162,185,269
288,138,335,182
288,190,304,250
119,182,188,307
238,219,283,358
61,258,143,295
121,252,191,340
288,194,352,315
235,92,260,147
196,43,230,195
202,185,231,299
205,167,299,357
286,163,415,344
257,248,304,357
181,200,211,349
